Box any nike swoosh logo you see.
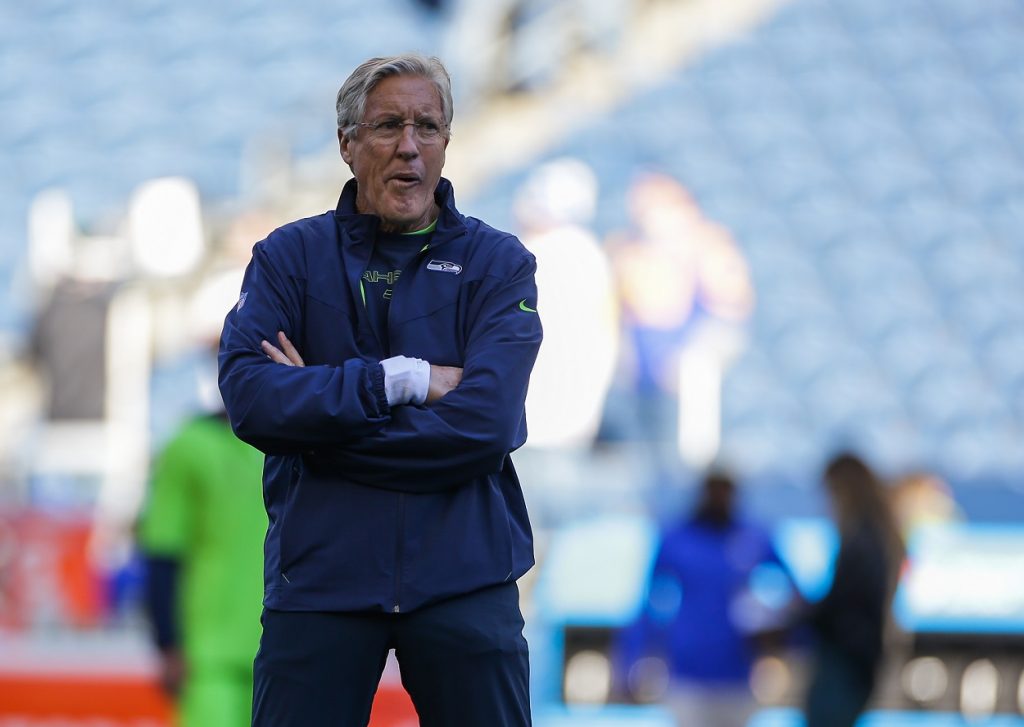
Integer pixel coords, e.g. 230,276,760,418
518,299,537,313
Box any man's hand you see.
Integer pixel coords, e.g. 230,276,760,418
428,365,462,402
262,331,304,367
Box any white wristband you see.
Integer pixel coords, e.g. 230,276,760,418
380,355,430,406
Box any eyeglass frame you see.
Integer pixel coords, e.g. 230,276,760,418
350,117,450,143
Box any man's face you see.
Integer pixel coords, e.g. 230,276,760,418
340,74,449,233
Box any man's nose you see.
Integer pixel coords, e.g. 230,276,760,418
396,125,420,156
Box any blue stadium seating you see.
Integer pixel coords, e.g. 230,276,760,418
470,0,1024,480
3,0,1023,483
0,0,442,320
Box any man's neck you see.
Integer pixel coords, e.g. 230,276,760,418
376,204,441,235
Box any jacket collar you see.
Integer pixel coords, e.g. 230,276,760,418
333,176,467,249
333,176,468,325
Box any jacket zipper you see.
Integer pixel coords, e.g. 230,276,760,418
388,243,434,614
393,493,405,613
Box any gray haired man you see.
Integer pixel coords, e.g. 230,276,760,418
219,53,541,726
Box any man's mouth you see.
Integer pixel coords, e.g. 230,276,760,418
390,173,421,187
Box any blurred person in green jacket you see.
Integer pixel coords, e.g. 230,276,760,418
138,357,267,727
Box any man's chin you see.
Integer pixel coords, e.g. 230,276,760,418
379,213,426,234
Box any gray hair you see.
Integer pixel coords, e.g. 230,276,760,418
336,54,454,138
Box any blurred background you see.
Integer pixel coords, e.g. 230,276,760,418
1,0,1023,724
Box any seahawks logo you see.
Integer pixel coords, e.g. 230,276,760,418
426,259,462,275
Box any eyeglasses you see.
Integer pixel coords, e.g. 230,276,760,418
355,118,448,143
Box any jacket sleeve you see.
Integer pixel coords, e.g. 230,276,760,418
311,247,542,493
218,234,390,455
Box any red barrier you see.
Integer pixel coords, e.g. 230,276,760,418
0,674,417,726
0,509,419,726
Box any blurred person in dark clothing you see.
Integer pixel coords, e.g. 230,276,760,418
802,453,904,727
617,471,795,727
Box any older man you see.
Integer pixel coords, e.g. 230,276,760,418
218,54,541,726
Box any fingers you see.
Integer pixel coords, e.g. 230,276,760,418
261,339,293,366
260,332,305,367
426,365,463,402
277,330,305,366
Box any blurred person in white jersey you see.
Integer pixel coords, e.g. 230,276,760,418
515,157,618,450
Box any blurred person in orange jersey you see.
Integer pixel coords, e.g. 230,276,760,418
607,173,753,479
801,453,905,727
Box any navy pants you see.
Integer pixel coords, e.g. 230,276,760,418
252,582,531,727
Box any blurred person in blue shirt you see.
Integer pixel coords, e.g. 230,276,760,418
617,470,794,727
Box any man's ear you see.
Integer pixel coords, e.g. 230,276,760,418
339,129,353,165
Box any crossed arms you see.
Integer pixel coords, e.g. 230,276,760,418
261,330,463,404
218,234,542,494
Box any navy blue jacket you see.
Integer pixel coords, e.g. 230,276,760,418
219,178,542,613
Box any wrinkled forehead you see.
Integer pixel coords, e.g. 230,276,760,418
365,74,443,116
